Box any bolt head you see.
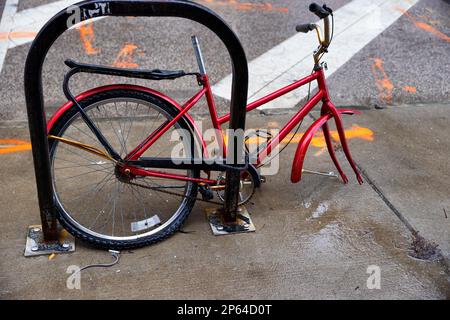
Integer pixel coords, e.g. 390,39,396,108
62,243,70,249
31,246,39,251
32,227,41,232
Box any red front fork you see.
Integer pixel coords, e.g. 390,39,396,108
291,68,364,184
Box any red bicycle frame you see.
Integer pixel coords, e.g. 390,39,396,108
120,66,363,185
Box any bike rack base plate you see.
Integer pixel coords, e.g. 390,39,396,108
205,206,255,236
24,225,75,257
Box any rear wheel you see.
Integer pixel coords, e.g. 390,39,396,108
48,89,199,249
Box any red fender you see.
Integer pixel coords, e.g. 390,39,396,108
46,84,207,154
290,109,357,183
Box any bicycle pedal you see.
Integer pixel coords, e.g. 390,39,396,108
199,185,214,201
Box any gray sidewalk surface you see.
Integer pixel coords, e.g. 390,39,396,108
0,103,449,299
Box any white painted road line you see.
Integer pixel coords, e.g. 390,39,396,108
10,0,80,47
0,0,80,73
212,0,419,110
0,0,19,74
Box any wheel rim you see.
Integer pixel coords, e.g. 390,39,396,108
50,96,195,240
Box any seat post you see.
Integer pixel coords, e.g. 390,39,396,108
191,35,207,75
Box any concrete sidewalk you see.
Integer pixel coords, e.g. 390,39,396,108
348,103,450,263
0,103,449,299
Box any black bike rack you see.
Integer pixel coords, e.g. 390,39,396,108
24,0,248,247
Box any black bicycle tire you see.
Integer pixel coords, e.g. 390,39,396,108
48,88,199,250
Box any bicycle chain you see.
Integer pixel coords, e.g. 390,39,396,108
128,181,224,205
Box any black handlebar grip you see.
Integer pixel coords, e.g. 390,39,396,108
296,23,314,33
309,2,330,19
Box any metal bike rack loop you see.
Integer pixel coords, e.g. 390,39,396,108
24,0,248,249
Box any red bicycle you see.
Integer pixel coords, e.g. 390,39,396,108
47,3,362,249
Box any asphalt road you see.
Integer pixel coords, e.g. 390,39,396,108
0,0,449,299
0,0,449,121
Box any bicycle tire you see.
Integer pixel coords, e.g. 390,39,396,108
48,88,199,249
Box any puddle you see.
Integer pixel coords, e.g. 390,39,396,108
309,222,343,253
302,200,312,209
312,202,330,219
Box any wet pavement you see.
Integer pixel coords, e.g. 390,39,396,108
0,104,449,299
0,0,449,300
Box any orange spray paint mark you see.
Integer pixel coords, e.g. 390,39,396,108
0,31,37,40
242,125,374,148
112,43,139,68
370,58,394,104
313,125,374,156
78,21,100,55
0,139,32,154
398,8,450,42
403,86,417,93
328,125,374,144
201,0,288,13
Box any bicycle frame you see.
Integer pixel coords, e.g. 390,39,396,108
126,70,321,164
48,8,364,187
120,65,363,185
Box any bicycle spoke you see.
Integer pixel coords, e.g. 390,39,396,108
54,161,112,170
57,143,110,169
61,172,115,218
57,165,113,181
121,101,135,155
51,93,197,242
60,173,115,203
89,186,117,229
54,155,112,171
69,122,100,145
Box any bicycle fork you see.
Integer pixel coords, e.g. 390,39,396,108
290,67,363,184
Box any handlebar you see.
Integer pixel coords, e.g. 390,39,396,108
296,3,333,64
295,23,315,33
309,2,332,19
